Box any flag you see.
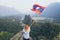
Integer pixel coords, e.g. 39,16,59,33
31,4,45,15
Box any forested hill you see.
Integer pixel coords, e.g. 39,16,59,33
0,16,60,40
0,17,23,40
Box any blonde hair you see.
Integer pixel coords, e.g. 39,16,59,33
24,25,30,32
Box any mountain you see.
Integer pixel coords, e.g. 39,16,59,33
40,2,60,21
0,6,25,17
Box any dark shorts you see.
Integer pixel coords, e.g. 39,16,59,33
23,38,29,40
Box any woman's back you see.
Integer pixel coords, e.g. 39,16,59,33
22,25,30,40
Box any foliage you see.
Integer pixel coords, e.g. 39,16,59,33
0,18,22,40
30,21,60,40
0,16,60,40
0,31,13,40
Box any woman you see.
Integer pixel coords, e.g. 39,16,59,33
22,24,30,40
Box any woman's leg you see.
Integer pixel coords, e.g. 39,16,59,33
23,38,26,40
27,39,29,40
23,38,29,40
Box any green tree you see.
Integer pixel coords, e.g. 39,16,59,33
30,22,60,40
0,31,13,40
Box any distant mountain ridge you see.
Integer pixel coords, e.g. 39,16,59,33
41,2,60,20
0,6,24,17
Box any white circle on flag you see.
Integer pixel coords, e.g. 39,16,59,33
36,7,40,9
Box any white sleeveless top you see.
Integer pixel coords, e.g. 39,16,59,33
22,27,30,39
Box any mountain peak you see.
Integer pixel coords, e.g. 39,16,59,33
0,6,21,16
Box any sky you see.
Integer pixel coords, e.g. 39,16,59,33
0,0,60,13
